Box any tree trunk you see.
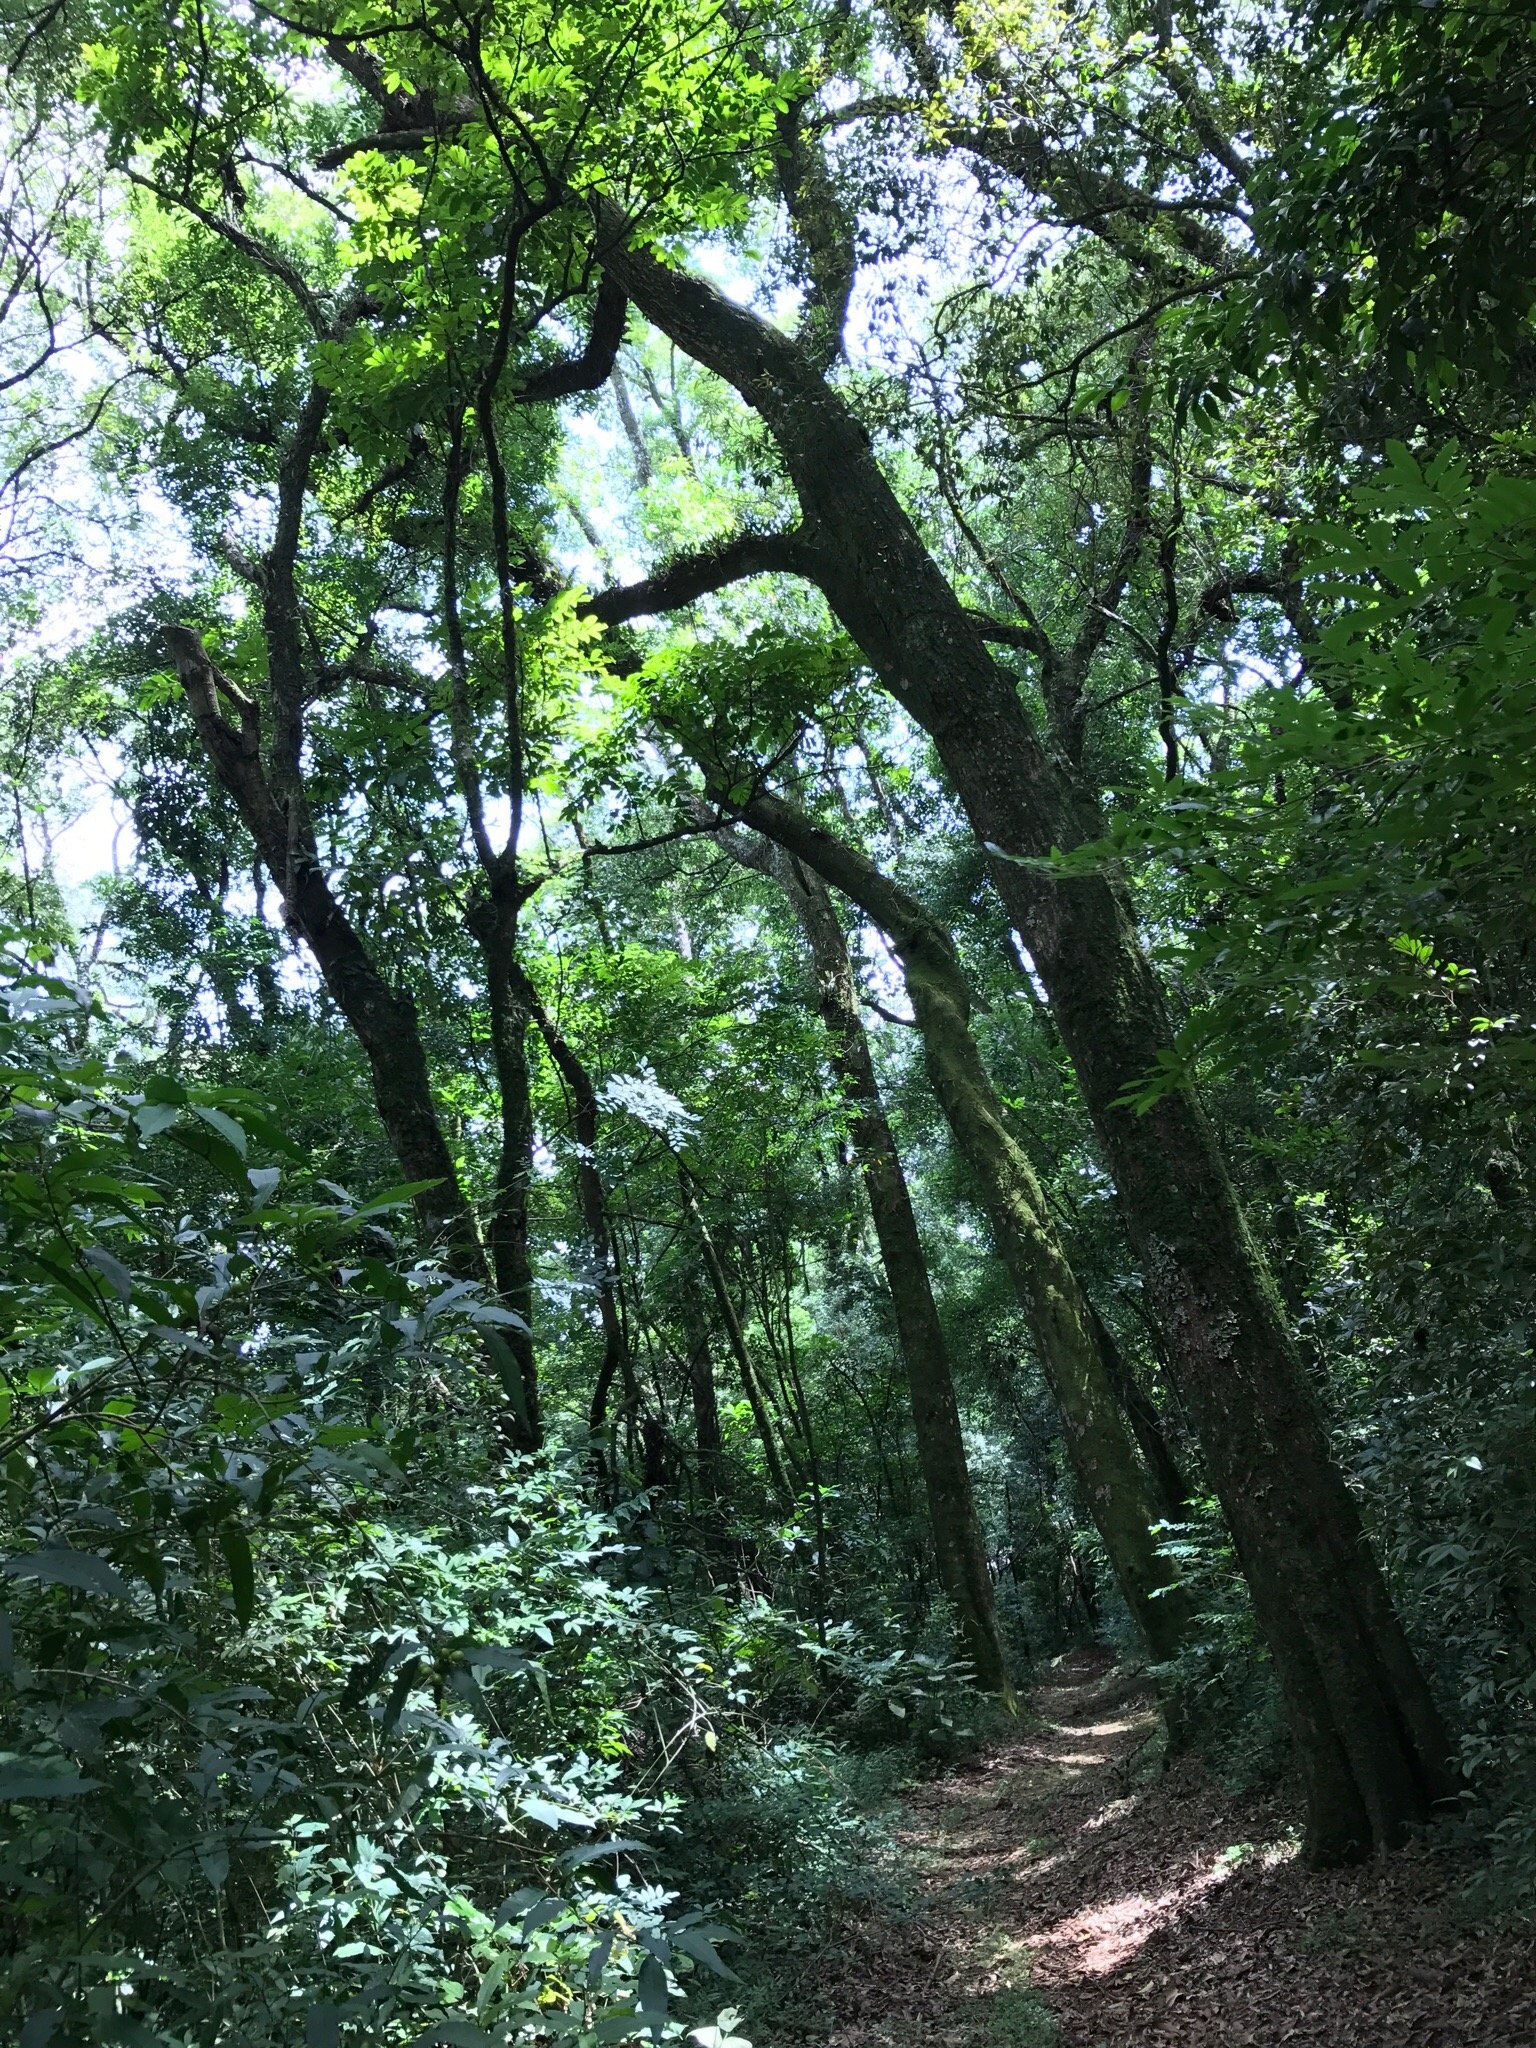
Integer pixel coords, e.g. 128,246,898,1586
468,892,541,1451
600,228,1455,1862
768,842,1014,1701
165,627,485,1275
1090,1305,1191,1525
505,957,631,1439
731,793,1188,1669
686,1323,726,1499
677,1165,794,1507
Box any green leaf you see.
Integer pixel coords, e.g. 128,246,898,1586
0,1765,101,1800
193,1103,248,1155
218,1523,255,1631
352,1179,444,1219
81,1244,134,1303
305,2006,343,2048
558,1836,649,1867
380,1658,423,1735
492,1887,543,1929
520,1895,563,1937
637,1953,670,2033
486,1331,534,1439
688,2012,751,2048
671,1926,738,1979
166,1121,249,1182
520,1795,594,1830
2,1547,132,1599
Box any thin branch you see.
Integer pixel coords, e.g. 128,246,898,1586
123,171,329,334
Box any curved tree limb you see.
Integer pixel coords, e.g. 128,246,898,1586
582,526,827,625
514,270,629,402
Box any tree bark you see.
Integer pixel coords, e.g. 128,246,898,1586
466,892,541,1450
164,626,485,1274
1090,1304,1192,1525
598,223,1455,1862
506,957,632,1438
685,1321,726,1499
441,429,540,1449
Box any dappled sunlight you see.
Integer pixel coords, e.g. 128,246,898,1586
1079,1793,1140,1832
1032,1848,1245,1978
824,1654,1536,2048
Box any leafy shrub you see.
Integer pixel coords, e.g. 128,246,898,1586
0,937,750,2045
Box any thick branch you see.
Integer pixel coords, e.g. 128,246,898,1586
583,527,826,625
514,271,628,402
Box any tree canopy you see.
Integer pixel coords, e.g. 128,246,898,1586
2,0,1535,2041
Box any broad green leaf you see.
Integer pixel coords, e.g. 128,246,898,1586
520,1795,594,1831
218,1523,255,1631
2,1548,132,1599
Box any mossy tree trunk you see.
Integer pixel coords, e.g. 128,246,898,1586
726,792,1189,1669
600,228,1455,1863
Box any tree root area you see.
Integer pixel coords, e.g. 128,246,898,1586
820,1649,1536,2047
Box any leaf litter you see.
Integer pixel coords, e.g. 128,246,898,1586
814,1649,1536,2047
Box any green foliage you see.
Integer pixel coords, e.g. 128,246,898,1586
1151,1506,1291,1792
1250,0,1536,394
0,938,759,2044
8,0,1536,2002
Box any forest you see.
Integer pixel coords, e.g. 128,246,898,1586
1,0,1535,2041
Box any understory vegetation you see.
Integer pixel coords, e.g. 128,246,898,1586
2,0,1535,2040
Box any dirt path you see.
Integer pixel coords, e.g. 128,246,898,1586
820,1649,1536,2048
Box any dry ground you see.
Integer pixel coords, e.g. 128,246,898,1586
817,1649,1536,2048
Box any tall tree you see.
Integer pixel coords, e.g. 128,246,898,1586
714,820,1015,1700
706,784,1189,1670
591,223,1450,1852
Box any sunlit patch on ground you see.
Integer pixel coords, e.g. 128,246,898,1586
1079,1794,1139,1832
1031,1851,1241,1976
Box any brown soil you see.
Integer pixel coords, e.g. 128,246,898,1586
819,1647,1536,2048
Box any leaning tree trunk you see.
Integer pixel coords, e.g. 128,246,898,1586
165,627,485,1276
1090,1305,1192,1525
728,792,1189,1670
597,225,1455,1862
758,837,1015,1702
165,390,485,1280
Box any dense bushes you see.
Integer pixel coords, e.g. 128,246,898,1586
0,939,990,2043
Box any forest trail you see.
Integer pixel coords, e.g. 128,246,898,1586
820,1650,1536,2048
